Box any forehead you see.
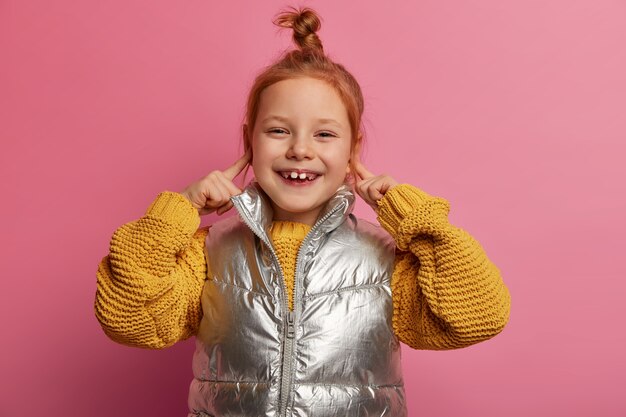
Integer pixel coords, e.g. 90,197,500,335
257,77,349,125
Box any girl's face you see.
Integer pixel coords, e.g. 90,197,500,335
249,77,353,226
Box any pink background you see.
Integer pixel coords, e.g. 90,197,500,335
1,0,625,416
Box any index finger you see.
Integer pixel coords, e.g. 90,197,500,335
354,159,375,181
223,148,252,180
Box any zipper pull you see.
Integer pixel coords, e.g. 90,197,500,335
287,310,295,338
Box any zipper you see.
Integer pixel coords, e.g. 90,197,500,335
231,195,346,417
287,310,295,338
230,197,296,417
280,310,296,415
280,203,345,416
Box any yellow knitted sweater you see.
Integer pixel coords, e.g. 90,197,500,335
269,221,311,311
95,184,511,351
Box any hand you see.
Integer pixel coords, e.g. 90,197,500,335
180,149,251,216
353,157,399,212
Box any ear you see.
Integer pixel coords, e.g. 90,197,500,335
348,133,363,163
354,134,362,156
243,124,253,160
346,133,363,175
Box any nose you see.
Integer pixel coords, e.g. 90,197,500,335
286,135,314,160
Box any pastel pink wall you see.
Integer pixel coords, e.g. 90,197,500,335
1,0,624,416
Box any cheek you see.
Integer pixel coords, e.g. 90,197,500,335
250,141,268,170
251,159,265,178
251,137,277,160
337,147,352,168
327,156,351,177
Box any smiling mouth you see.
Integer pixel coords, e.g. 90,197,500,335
275,171,321,185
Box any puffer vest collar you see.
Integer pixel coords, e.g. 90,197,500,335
230,180,356,244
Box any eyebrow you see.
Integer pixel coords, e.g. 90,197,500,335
261,115,343,127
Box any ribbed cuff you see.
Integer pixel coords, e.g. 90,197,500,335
145,191,200,234
376,184,435,236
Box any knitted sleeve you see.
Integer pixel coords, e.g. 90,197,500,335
94,191,208,349
376,184,511,350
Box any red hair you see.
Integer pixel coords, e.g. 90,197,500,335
241,6,365,184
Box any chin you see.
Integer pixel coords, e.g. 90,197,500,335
275,201,317,214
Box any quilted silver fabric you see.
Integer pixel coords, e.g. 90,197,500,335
187,181,406,417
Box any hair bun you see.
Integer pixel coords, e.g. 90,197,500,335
273,6,324,52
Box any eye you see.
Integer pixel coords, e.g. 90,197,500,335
317,131,336,138
268,128,288,135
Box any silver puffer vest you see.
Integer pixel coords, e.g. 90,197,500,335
187,181,407,417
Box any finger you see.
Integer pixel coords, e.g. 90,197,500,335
208,180,231,208
366,181,385,201
201,179,226,211
354,160,375,181
216,200,233,215
378,180,394,195
356,173,377,186
198,207,212,216
216,172,243,196
355,179,376,206
355,175,377,197
223,149,252,180
351,155,364,182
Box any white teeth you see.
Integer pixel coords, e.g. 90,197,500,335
280,171,319,181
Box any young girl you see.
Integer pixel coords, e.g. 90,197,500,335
95,7,511,417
